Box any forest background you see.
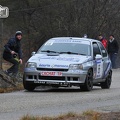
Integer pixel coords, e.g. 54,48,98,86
0,0,120,70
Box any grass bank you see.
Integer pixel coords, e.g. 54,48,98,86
20,110,120,120
0,83,23,93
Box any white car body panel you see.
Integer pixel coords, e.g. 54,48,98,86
23,37,112,90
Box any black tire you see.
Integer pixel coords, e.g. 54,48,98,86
101,70,112,89
23,75,36,91
80,69,93,91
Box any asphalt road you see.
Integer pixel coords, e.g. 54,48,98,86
0,69,120,120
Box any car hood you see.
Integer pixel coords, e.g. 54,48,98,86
28,54,92,69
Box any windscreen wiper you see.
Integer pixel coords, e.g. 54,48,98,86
41,50,59,53
60,51,79,55
79,53,86,56
60,51,86,55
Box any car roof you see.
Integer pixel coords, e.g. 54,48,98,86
49,37,99,43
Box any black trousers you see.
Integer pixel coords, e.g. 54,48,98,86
5,58,20,74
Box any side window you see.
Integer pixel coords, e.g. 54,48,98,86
93,42,101,57
98,42,107,57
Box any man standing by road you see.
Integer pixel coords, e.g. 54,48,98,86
98,34,108,49
108,35,119,69
3,31,23,77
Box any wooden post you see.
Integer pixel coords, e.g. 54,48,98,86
0,19,3,70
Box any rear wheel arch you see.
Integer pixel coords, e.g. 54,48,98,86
101,70,112,89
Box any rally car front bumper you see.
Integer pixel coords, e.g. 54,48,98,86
24,68,87,85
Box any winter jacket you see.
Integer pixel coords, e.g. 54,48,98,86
3,37,22,60
101,38,108,48
108,39,119,54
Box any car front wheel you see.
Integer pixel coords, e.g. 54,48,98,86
80,69,93,91
23,74,36,91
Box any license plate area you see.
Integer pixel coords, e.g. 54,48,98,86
40,71,62,76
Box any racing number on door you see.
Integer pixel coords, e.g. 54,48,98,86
96,59,103,78
93,42,103,79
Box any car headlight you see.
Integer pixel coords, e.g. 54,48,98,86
69,64,83,70
26,62,37,68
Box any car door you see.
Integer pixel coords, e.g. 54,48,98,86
97,42,110,78
92,42,104,79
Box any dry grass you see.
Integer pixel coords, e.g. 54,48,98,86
20,111,120,120
21,115,52,120
0,62,24,93
0,83,24,93
2,62,12,71
20,111,102,120
82,110,100,120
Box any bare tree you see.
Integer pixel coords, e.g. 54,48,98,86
1,0,120,68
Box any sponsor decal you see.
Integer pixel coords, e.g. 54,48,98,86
96,59,103,79
39,64,50,67
54,64,68,68
57,57,79,62
40,57,56,60
53,39,90,45
104,62,111,77
44,39,90,45
40,56,80,62
39,64,68,68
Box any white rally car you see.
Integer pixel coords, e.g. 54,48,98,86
23,37,112,91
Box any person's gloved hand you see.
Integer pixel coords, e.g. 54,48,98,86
11,51,16,54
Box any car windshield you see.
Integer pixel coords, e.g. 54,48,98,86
37,40,91,56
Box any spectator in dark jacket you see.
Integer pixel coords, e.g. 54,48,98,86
108,35,119,69
3,31,23,77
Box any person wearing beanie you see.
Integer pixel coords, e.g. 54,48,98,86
3,31,23,77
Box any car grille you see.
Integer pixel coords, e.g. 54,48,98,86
37,68,68,72
39,76,68,81
27,75,79,81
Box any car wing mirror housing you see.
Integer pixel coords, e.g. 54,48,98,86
95,54,102,60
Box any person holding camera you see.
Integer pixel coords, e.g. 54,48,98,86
3,31,23,77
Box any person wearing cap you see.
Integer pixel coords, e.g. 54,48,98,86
3,31,23,77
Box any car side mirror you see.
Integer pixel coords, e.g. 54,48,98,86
31,52,36,56
95,54,102,60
